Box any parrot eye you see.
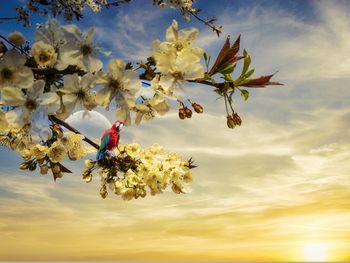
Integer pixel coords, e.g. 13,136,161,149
119,123,124,130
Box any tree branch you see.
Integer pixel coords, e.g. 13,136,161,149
0,17,17,20
49,115,100,150
32,67,85,76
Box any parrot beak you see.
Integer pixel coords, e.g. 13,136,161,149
114,121,124,131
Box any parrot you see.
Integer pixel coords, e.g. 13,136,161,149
96,120,124,161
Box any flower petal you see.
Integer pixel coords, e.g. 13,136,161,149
1,87,26,106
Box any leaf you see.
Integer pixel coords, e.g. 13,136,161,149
203,52,208,61
209,35,243,76
241,90,249,101
59,163,72,173
218,63,234,75
241,73,284,88
242,68,255,79
242,49,251,75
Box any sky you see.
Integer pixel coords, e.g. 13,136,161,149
1,0,350,261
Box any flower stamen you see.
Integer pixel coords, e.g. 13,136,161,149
80,44,93,55
24,99,38,111
1,68,13,80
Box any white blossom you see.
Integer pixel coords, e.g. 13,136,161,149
56,26,110,72
152,20,204,99
35,19,66,48
31,41,58,67
3,80,60,142
0,50,33,90
96,59,141,125
134,91,170,125
58,73,98,119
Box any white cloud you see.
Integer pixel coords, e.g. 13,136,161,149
1,1,350,260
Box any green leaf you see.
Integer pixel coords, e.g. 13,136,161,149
222,74,233,82
241,89,249,101
242,49,251,75
242,68,255,79
218,63,235,75
203,52,208,61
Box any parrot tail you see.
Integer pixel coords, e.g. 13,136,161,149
96,150,103,161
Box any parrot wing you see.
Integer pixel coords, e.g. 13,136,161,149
96,133,110,160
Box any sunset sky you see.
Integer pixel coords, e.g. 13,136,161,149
1,0,350,261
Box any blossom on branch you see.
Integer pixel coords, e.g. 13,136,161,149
0,50,33,90
83,143,194,200
57,26,110,72
96,59,141,125
152,20,204,99
2,79,59,141
31,41,58,67
133,91,170,125
58,73,98,119
35,19,66,48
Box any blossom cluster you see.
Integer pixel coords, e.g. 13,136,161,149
0,18,206,143
83,143,194,200
4,128,88,180
152,19,204,100
154,0,197,21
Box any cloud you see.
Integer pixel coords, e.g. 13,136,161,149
1,0,350,261
93,6,168,61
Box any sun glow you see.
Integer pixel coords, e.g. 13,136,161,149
303,242,328,262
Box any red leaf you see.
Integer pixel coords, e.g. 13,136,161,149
209,35,242,76
241,74,284,88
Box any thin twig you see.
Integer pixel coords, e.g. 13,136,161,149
0,34,30,55
188,10,221,36
49,115,100,149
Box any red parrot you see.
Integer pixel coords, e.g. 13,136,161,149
96,120,124,160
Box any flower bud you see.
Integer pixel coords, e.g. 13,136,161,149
52,124,63,138
232,113,242,126
138,188,147,198
22,149,32,161
113,180,123,195
226,115,235,129
10,141,17,150
52,163,61,174
178,108,186,120
100,185,108,199
7,31,26,46
192,102,204,113
54,172,63,180
84,159,95,169
40,165,49,175
28,161,37,171
68,150,78,161
172,183,184,194
85,173,93,183
82,169,93,183
19,162,30,170
184,107,192,118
